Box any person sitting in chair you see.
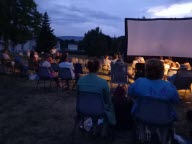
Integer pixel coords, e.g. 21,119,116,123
113,85,133,130
128,58,180,143
77,59,116,126
168,63,192,84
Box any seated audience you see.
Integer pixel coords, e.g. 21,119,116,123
50,47,57,59
41,53,55,71
184,62,191,70
111,54,118,64
113,85,133,130
168,63,192,83
77,59,116,126
59,53,75,79
159,56,164,63
1,49,15,70
73,58,83,80
115,55,124,63
55,52,61,63
15,54,29,74
134,62,145,80
132,57,139,70
137,57,145,63
40,53,59,85
170,62,180,70
167,62,180,77
163,59,170,76
59,53,77,89
129,58,179,111
2,49,11,61
103,55,111,71
28,50,39,71
128,58,180,143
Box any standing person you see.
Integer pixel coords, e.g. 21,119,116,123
77,59,116,126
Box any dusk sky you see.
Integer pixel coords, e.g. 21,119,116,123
34,0,192,37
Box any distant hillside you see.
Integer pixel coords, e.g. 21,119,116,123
58,36,84,41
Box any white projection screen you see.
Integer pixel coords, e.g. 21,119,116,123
125,18,192,57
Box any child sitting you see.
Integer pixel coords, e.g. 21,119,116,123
112,85,133,130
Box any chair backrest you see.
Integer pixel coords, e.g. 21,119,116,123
111,63,128,84
74,63,83,74
51,63,59,72
59,67,72,80
76,86,105,117
173,76,192,90
38,67,50,79
133,96,174,126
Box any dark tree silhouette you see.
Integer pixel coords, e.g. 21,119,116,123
36,12,56,53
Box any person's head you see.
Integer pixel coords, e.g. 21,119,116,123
116,55,124,63
104,55,109,59
113,85,126,97
112,54,118,60
61,53,68,62
164,59,169,64
87,59,100,73
44,53,52,61
145,58,164,80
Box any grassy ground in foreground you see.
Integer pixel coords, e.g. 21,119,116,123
0,75,191,144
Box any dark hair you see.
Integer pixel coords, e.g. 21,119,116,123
112,54,118,59
145,58,164,80
44,53,51,59
113,85,126,97
87,59,100,73
61,53,68,61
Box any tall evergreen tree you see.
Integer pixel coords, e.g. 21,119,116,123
36,12,56,53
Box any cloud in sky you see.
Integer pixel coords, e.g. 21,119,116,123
34,0,192,36
147,2,192,18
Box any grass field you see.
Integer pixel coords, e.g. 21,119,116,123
0,74,192,144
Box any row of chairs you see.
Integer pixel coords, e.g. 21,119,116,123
71,84,175,144
36,67,73,89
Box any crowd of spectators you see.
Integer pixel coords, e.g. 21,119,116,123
1,49,192,143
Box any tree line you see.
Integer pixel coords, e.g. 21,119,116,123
0,0,56,53
0,0,125,56
78,27,125,57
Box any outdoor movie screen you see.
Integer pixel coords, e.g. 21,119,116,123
125,18,192,57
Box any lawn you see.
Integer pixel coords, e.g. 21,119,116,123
0,74,191,144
